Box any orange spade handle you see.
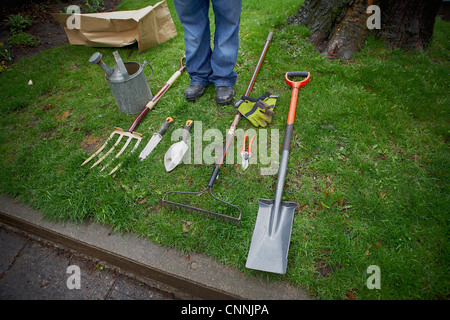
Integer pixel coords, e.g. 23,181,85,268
285,72,310,125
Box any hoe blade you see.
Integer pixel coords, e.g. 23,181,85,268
245,199,297,274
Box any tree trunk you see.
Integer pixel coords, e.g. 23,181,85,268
287,0,442,59
377,0,442,51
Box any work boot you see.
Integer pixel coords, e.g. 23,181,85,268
215,86,234,105
184,85,206,101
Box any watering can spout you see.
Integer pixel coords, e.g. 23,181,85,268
89,52,114,77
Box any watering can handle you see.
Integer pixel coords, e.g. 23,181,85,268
143,61,154,82
113,51,129,81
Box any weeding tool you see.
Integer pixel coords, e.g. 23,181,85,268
240,134,255,170
81,57,186,175
139,117,174,161
162,31,274,224
246,71,310,274
164,120,194,172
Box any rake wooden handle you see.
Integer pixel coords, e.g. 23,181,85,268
127,57,186,133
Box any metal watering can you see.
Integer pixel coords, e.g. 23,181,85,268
89,51,153,114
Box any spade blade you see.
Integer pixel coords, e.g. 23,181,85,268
245,199,297,274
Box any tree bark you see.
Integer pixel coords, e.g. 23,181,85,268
377,0,442,51
287,0,442,59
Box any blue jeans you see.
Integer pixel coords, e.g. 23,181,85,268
173,0,242,87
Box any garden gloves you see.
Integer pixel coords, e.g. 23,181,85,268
234,92,278,127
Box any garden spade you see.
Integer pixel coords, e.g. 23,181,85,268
246,71,310,274
164,120,194,172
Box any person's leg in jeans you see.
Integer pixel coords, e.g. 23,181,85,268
174,0,242,104
174,0,212,100
209,0,241,88
210,0,242,105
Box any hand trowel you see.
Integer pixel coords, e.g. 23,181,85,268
139,117,174,161
164,120,194,172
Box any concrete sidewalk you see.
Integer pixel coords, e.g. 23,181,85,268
0,225,174,300
0,194,310,300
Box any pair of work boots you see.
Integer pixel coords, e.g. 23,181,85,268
184,85,234,105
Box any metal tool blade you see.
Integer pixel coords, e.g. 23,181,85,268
245,199,297,274
139,133,162,160
241,152,249,170
164,141,188,172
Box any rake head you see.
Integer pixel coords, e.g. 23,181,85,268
162,186,242,224
81,127,143,175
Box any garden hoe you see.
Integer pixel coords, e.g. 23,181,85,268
81,57,186,175
162,32,274,224
246,71,310,274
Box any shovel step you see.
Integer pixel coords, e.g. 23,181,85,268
245,199,297,274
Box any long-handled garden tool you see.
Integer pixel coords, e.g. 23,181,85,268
162,32,274,224
246,71,310,274
81,57,186,175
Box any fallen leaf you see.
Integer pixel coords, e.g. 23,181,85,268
59,108,73,121
346,289,359,300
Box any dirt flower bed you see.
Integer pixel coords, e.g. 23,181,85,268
0,0,121,65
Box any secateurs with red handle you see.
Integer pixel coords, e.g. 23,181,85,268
240,134,255,170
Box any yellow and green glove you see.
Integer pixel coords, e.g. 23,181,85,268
234,93,278,127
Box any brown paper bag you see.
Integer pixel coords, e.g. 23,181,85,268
52,1,177,53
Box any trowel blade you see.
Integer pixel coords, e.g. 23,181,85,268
164,141,188,172
245,199,297,274
139,133,162,160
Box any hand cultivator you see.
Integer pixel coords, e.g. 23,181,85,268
81,57,186,175
162,32,274,224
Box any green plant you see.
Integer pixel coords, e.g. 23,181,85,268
7,32,41,47
0,43,12,61
0,61,10,73
84,0,105,13
5,14,32,34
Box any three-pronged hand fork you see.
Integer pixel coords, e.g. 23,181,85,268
82,57,186,175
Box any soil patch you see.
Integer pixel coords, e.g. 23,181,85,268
0,0,121,64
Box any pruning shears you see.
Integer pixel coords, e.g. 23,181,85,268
240,134,255,170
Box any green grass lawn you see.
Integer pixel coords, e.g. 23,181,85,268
0,0,448,299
